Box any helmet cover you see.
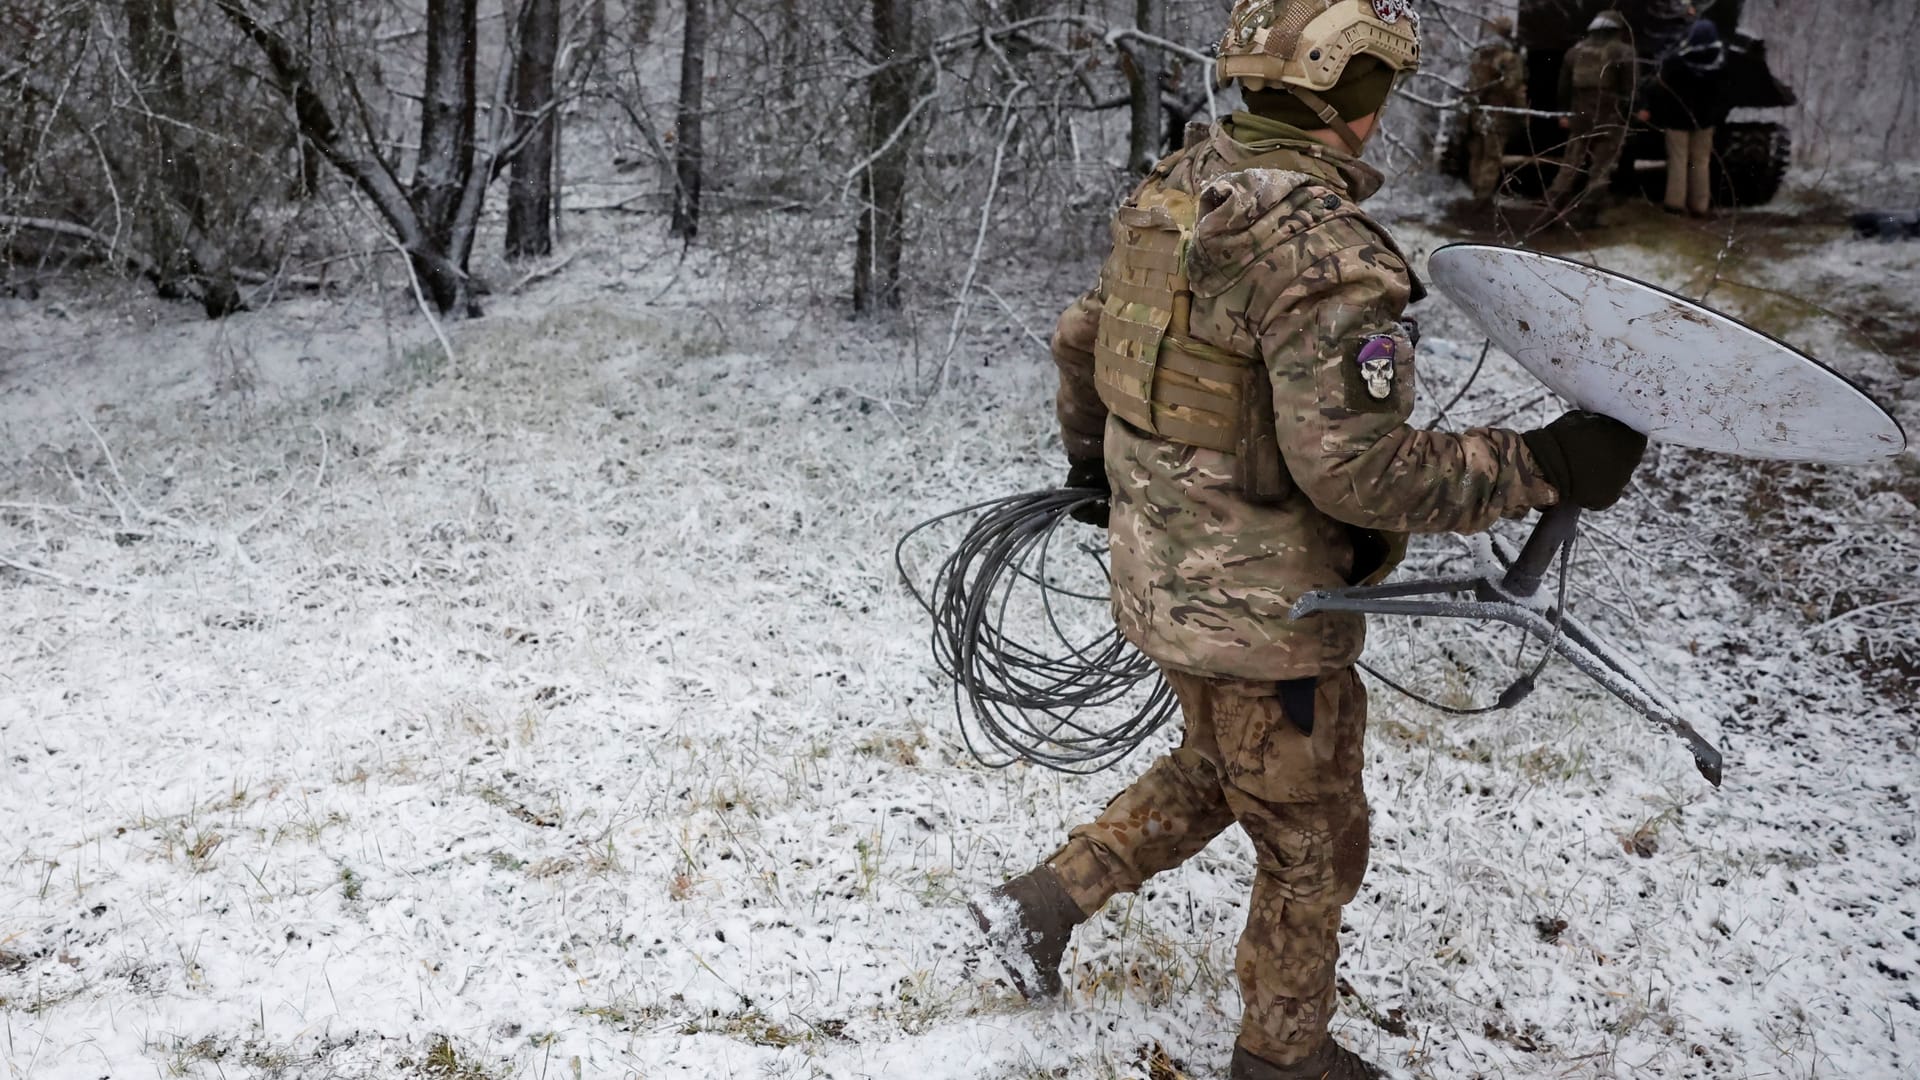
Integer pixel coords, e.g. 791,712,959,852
1217,0,1422,92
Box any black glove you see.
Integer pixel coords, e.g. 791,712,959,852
1521,410,1648,511
1065,457,1110,529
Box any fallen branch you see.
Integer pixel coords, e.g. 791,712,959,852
351,191,457,367
979,284,1051,354
510,247,584,293
2,214,332,297
233,266,329,290
1808,597,1920,636
0,214,164,281
0,554,122,593
1397,88,1570,120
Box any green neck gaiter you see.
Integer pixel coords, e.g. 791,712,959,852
1224,112,1325,149
1241,57,1397,129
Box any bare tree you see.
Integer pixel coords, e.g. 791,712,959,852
213,0,470,311
122,0,245,316
669,0,706,240
853,0,915,314
1122,0,1164,173
7,0,1468,332
288,2,325,200
415,0,478,262
507,0,561,258
215,0,566,315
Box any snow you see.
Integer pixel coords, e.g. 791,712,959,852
967,889,1043,998
2,199,1917,1080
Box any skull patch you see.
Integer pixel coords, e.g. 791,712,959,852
1356,335,1396,400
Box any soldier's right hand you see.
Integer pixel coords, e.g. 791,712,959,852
1522,410,1648,511
1065,457,1110,529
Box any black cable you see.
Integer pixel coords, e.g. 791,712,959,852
900,485,1577,765
897,486,1178,774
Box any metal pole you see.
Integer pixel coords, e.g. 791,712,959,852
1500,503,1583,598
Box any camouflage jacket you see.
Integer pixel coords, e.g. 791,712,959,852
1469,38,1526,109
1559,35,1638,119
1053,115,1559,681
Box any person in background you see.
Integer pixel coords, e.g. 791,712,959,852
1644,3,1728,217
1466,15,1527,201
1545,10,1638,224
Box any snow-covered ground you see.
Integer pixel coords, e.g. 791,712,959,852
2,193,1916,1080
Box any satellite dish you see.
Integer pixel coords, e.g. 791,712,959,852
1427,244,1907,465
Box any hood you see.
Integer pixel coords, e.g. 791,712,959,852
1216,113,1387,203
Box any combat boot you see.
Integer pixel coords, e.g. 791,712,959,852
967,865,1086,999
1230,1040,1384,1080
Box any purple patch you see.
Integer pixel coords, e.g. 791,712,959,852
1356,335,1396,366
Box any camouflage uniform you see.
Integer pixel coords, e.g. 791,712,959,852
1048,114,1557,1067
1467,33,1527,198
1544,29,1639,214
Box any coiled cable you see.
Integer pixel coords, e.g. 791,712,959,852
896,486,1178,774
897,480,1570,771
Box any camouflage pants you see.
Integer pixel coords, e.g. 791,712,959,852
1469,111,1514,198
1545,111,1629,212
1049,666,1370,1067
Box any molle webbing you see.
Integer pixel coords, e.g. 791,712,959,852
1092,198,1256,455
1265,0,1326,66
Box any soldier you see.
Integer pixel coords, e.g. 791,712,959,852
1544,10,1639,221
970,2,1648,1078
1466,15,1527,200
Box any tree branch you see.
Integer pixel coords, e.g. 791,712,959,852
0,214,164,281
212,0,470,310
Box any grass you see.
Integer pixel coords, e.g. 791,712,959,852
581,992,859,1051
854,731,927,766
576,1000,669,1032
474,783,560,829
412,1035,503,1080
5,229,1912,1080
164,1036,227,1077
185,830,224,872
677,1008,833,1048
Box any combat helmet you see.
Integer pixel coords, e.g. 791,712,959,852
1588,10,1628,32
1216,0,1422,152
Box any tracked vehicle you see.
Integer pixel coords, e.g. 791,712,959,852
1441,0,1796,206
